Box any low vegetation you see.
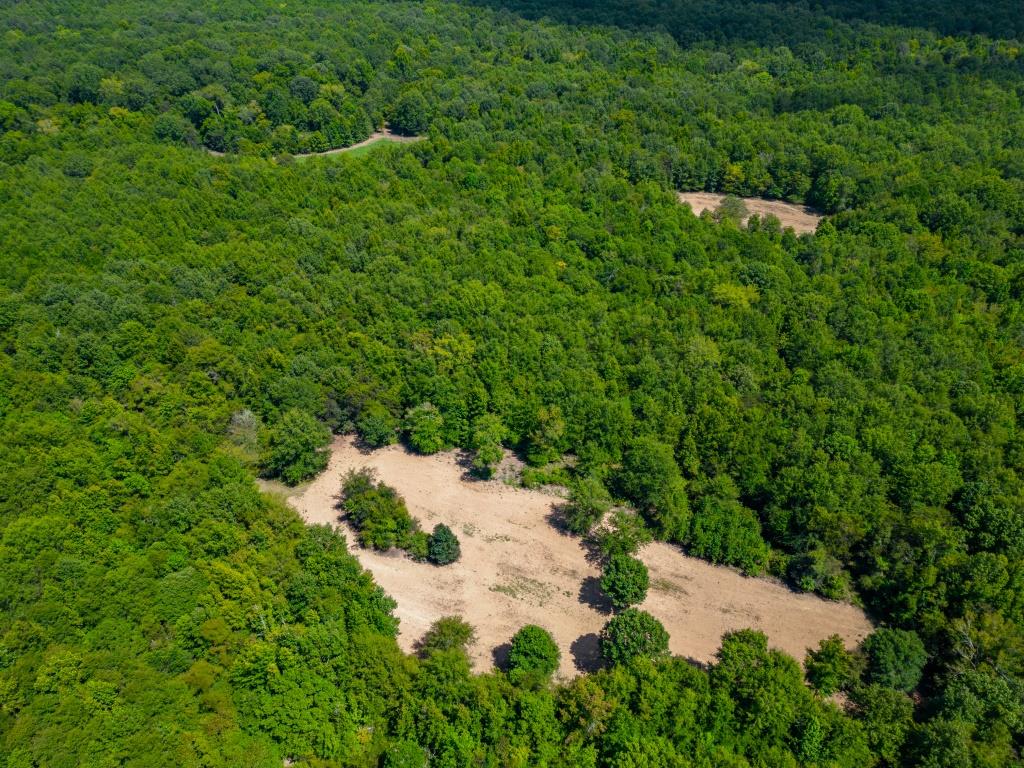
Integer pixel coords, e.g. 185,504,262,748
341,468,461,564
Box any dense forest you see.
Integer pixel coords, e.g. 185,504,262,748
1,0,1023,766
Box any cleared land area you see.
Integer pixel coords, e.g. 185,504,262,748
678,191,823,234
280,436,871,679
207,128,423,159
292,128,424,159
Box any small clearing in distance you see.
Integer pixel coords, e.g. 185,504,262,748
291,128,424,160
207,127,424,160
277,436,872,679
679,191,823,234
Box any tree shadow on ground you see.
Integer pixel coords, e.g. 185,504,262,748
350,434,383,455
571,633,603,673
456,449,492,482
578,575,613,614
492,642,512,671
544,503,574,536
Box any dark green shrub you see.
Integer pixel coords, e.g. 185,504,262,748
428,523,460,565
863,628,927,692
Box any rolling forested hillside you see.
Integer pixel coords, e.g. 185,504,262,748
1,1,1023,766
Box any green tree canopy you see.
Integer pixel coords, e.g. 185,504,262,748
863,628,928,693
263,409,331,485
508,624,560,679
600,609,670,665
616,438,690,540
600,553,650,610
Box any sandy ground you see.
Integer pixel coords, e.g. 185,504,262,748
278,436,871,679
678,191,822,234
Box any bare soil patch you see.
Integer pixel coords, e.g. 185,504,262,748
678,191,823,234
278,436,871,679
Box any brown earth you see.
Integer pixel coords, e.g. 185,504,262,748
678,191,823,234
276,436,871,680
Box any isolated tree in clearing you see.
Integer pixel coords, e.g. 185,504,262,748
600,553,650,610
428,523,461,565
508,625,560,679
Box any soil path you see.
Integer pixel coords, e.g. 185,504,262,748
678,191,822,234
279,436,871,679
205,128,423,159
291,128,424,158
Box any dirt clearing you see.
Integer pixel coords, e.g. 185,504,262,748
678,191,823,234
280,436,870,679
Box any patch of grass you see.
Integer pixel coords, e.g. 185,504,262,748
490,576,554,606
651,577,688,596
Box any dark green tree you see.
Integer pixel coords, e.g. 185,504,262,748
390,90,430,135
356,400,397,448
428,524,461,565
863,628,928,692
